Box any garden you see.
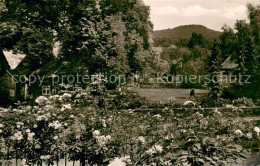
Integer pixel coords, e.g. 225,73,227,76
0,82,260,166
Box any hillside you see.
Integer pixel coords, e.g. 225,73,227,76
153,25,221,47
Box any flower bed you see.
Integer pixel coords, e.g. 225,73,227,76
0,87,260,165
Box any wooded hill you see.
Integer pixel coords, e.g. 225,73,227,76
153,25,221,47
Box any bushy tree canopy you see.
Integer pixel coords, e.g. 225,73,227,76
0,0,155,75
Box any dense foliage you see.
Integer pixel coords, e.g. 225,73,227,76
0,86,260,165
218,4,260,99
207,40,223,99
0,0,160,75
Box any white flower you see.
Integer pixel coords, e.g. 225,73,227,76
196,112,203,118
109,157,126,166
75,94,82,99
27,132,35,141
40,155,51,160
106,135,111,140
154,145,163,153
146,148,155,155
226,104,236,110
0,124,3,128
0,129,2,133
62,93,72,99
213,109,222,116
49,121,62,129
44,105,54,111
49,95,60,101
13,131,23,141
35,144,41,149
61,104,72,111
154,114,161,118
254,127,260,136
146,145,163,154
36,114,49,121
54,136,58,140
21,159,28,166
26,129,31,133
138,136,146,144
247,132,253,139
235,129,243,137
181,129,187,133
93,130,100,137
101,119,106,128
184,101,195,106
16,122,24,128
93,134,111,147
35,96,48,105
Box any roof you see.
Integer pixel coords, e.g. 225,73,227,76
221,56,238,70
6,69,28,83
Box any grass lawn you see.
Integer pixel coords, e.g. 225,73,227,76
130,88,209,103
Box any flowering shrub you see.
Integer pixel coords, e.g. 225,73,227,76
0,84,259,165
200,97,231,107
233,97,255,107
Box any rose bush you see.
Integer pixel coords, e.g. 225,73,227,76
0,84,259,165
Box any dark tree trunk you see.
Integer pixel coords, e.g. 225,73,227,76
0,50,10,76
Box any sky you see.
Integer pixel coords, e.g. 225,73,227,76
143,0,259,31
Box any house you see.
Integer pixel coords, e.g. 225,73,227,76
0,52,28,104
0,51,63,105
219,56,238,87
0,69,29,102
28,65,61,102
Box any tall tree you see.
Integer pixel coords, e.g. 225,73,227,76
218,4,260,99
208,40,222,99
0,0,155,75
219,25,236,61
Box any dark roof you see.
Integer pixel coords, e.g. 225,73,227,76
6,69,28,83
0,51,11,76
221,57,238,70
11,55,88,81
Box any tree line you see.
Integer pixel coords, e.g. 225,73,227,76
208,4,260,100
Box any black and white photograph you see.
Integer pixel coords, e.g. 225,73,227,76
0,0,260,165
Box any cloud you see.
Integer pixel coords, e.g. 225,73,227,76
151,5,224,17
182,5,221,16
152,6,179,15
147,2,250,31
223,5,247,19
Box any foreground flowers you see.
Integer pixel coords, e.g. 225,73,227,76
146,145,163,154
35,96,48,106
109,156,130,166
235,129,243,137
0,91,259,165
184,101,195,106
254,127,260,136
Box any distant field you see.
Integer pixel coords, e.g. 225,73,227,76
130,88,209,103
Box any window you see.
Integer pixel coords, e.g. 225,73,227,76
42,86,51,95
10,90,15,97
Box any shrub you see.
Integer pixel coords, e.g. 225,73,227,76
233,97,255,107
200,97,230,108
